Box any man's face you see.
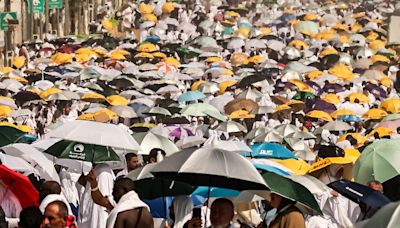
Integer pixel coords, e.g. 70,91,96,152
112,184,126,203
127,156,140,171
42,204,66,228
210,201,234,228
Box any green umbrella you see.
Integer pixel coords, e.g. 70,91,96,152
180,103,226,121
127,163,195,200
353,139,400,185
292,91,316,102
295,21,319,34
260,171,322,215
176,47,200,57
44,140,120,163
0,126,26,147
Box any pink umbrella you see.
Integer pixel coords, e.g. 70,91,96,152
166,126,194,139
378,120,400,131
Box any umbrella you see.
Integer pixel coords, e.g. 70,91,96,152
45,120,141,151
0,164,39,208
272,159,311,175
1,143,60,182
317,121,352,132
0,126,26,147
180,103,226,121
381,98,400,114
144,107,172,116
133,132,179,156
175,136,206,149
306,110,333,122
177,91,206,102
127,163,195,199
328,179,391,209
0,153,39,176
338,115,363,123
151,146,268,191
253,130,284,143
224,99,258,115
245,143,297,159
353,139,400,185
192,186,240,198
214,121,247,133
360,202,400,228
295,21,319,34
167,126,194,140
378,121,400,131
258,171,322,215
44,139,121,163
382,114,400,122
274,124,298,138
110,106,138,118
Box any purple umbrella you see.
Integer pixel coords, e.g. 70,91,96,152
167,126,194,139
310,99,337,114
364,83,387,99
322,83,344,93
305,80,322,95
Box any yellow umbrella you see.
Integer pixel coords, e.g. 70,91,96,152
205,56,222,63
288,79,313,92
75,53,91,63
139,3,154,14
247,55,264,64
235,28,250,39
331,109,356,119
0,67,13,73
315,30,336,40
113,49,130,56
191,80,206,91
319,48,338,57
347,93,370,104
306,70,324,80
152,52,167,59
225,11,240,17
143,13,157,23
162,2,175,14
304,13,318,21
75,47,94,55
101,19,114,31
40,88,61,99
351,23,362,33
306,110,333,121
93,48,107,56
322,94,341,105
5,76,28,84
259,27,272,36
94,109,118,119
229,110,255,119
51,53,72,65
134,52,154,59
379,77,393,88
77,113,95,121
131,123,156,128
381,98,400,113
369,40,386,51
363,108,388,120
219,80,237,94
338,133,368,148
344,148,361,164
230,53,248,66
366,31,379,41
136,43,158,52
328,64,355,81
308,157,353,174
0,105,13,118
288,39,309,50
275,104,291,112
164,57,180,68
12,56,26,69
368,127,394,138
272,158,310,175
371,55,390,64
109,51,127,61
106,95,129,106
333,23,349,32
81,92,106,101
353,12,366,19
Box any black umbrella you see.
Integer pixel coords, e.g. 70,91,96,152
13,91,41,103
237,74,265,88
316,144,345,158
365,83,388,99
322,83,344,94
328,179,391,209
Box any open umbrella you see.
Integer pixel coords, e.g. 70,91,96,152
44,139,120,163
151,146,268,191
177,91,206,102
360,202,400,228
0,126,27,147
127,163,195,199
214,121,247,133
0,164,39,208
328,179,391,210
133,132,179,156
45,120,141,151
245,143,297,159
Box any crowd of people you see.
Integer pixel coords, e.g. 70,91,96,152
1,0,400,227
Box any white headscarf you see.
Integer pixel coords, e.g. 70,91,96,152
173,195,193,228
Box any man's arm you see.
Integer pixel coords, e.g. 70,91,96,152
87,170,114,211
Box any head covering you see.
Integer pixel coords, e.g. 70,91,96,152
173,195,193,228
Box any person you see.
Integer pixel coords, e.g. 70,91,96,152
42,201,70,228
77,163,115,228
368,180,383,193
116,153,141,178
168,195,193,228
38,181,72,216
268,193,305,228
148,148,167,163
203,198,235,228
19,206,43,228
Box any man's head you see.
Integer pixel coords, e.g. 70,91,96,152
148,148,166,163
42,201,69,228
39,181,61,203
112,178,135,203
125,153,140,172
368,180,384,193
19,206,43,228
210,198,234,228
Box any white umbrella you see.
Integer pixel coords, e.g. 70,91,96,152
45,120,141,151
1,143,60,182
0,153,39,176
274,124,298,137
110,106,138,118
253,130,283,143
133,132,179,156
207,138,252,153
215,121,247,133
176,136,206,149
0,98,17,109
227,38,245,50
245,39,266,50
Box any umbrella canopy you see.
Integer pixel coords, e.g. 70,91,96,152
110,106,138,118
245,143,297,160
151,146,268,191
259,171,322,215
44,139,120,163
360,202,400,228
133,132,179,155
214,121,247,133
127,163,195,199
0,126,27,147
328,179,391,210
224,99,258,114
45,120,141,151
354,139,400,185
0,164,39,208
318,121,352,132
177,91,206,102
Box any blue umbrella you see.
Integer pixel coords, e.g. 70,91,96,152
178,91,206,102
192,186,240,198
145,35,161,43
244,143,297,159
253,163,291,176
338,115,363,123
